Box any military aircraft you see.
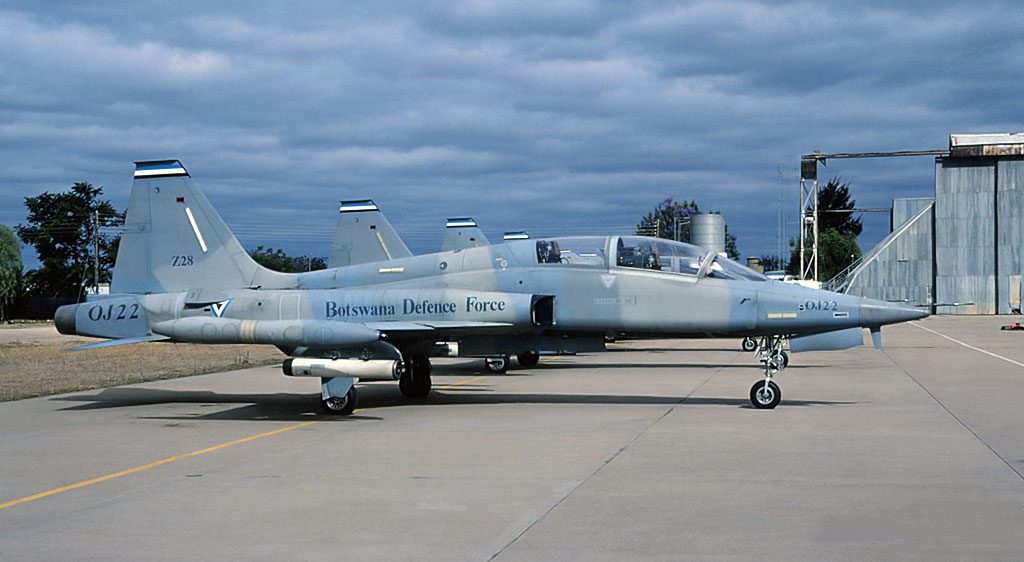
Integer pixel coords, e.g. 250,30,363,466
55,160,928,414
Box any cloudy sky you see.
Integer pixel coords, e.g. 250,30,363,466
2,1,1021,268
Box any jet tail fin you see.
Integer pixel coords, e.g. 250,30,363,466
441,218,490,251
328,200,413,268
111,160,296,294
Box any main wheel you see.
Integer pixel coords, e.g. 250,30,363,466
749,380,781,409
770,350,789,371
320,385,358,415
484,355,510,374
516,351,540,367
399,354,432,398
741,337,757,352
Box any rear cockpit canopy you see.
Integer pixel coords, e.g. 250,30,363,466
533,237,608,268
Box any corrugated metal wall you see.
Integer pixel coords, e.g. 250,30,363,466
934,159,996,314
997,160,1024,313
847,198,933,305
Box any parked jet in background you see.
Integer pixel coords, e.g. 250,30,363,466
55,160,927,414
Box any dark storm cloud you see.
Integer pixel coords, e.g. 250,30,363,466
2,1,1022,264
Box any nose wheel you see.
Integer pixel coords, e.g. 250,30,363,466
750,380,781,409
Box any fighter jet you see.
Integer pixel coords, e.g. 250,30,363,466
55,160,928,414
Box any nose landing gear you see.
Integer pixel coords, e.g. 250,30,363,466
749,335,788,409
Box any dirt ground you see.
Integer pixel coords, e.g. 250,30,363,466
0,323,285,401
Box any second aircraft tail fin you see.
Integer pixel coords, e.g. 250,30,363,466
441,218,490,251
328,200,413,268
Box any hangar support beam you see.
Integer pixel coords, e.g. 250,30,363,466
799,148,948,282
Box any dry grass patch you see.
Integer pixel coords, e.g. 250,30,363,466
0,332,284,401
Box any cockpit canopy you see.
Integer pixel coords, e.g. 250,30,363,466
530,235,767,281
614,236,767,281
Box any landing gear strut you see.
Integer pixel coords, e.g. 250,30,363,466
753,335,788,372
749,335,788,409
399,354,432,398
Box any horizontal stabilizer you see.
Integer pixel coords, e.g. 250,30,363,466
65,335,171,351
789,327,864,353
184,289,232,307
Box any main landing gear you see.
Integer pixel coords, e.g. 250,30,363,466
484,355,511,374
320,377,358,415
483,351,540,373
749,335,788,409
399,354,432,398
516,351,540,367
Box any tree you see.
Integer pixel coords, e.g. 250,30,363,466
17,183,123,298
635,197,739,258
758,254,787,272
0,225,22,321
816,228,862,282
818,177,862,236
249,246,326,273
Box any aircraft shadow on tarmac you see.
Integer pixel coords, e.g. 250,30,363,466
439,360,822,374
50,383,853,422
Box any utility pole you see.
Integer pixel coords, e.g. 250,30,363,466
93,209,100,293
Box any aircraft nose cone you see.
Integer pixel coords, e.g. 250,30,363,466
859,298,929,327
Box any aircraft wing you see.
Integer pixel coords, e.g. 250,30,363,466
363,320,513,332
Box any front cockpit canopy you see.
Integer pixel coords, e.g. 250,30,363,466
614,236,767,281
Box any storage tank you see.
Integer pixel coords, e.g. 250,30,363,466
690,213,726,254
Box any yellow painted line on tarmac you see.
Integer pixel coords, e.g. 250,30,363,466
435,376,486,388
0,420,318,512
0,374,488,512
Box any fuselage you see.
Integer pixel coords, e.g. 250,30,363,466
64,236,922,344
